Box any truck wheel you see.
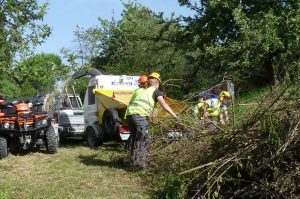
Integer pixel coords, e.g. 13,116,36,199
102,108,120,136
0,137,8,159
86,127,102,148
45,126,58,154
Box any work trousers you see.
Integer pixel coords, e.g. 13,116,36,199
126,114,149,169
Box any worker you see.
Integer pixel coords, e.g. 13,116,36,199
193,91,218,123
192,91,207,122
218,91,231,125
125,75,148,151
125,72,177,170
193,91,231,125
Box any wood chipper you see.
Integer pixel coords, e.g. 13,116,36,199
72,68,140,147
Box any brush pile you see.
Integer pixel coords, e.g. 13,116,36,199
148,83,300,198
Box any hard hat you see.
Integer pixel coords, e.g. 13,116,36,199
148,72,161,83
220,91,231,97
219,91,231,102
138,75,148,83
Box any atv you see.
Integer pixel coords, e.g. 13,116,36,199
0,97,58,160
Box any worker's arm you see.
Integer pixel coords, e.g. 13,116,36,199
157,96,177,118
224,110,229,121
219,113,225,125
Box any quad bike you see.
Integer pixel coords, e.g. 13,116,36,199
0,97,58,160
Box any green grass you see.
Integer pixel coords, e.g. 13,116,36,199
237,86,271,102
231,86,272,119
0,140,151,199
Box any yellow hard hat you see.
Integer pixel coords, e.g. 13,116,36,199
148,72,161,83
219,91,231,101
220,91,230,97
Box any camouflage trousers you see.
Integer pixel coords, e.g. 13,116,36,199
126,115,149,170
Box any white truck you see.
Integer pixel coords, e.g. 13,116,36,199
53,93,85,140
72,68,140,147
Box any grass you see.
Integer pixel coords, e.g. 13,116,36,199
231,86,272,120
0,140,151,199
237,86,271,102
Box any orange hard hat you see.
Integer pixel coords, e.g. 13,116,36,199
138,75,148,83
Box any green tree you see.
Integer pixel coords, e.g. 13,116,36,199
0,0,51,72
11,53,69,97
60,23,110,72
178,0,300,90
0,77,21,99
66,2,187,98
103,3,185,77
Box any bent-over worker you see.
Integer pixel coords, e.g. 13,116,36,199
193,91,231,125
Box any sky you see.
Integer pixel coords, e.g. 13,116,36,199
36,0,193,55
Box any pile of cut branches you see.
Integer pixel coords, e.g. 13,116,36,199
148,83,300,198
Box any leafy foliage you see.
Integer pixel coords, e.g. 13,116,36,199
11,53,69,97
64,2,187,98
0,0,54,99
178,0,300,90
0,77,21,98
0,0,51,72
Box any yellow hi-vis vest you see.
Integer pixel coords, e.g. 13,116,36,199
206,101,221,116
125,86,156,118
194,99,221,117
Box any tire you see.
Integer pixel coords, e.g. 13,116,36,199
86,127,102,148
102,108,120,136
0,137,8,159
45,126,58,154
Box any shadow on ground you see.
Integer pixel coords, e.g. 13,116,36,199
101,142,127,153
78,154,129,170
59,137,85,148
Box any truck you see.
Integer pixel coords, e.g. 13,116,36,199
72,68,140,147
53,91,85,141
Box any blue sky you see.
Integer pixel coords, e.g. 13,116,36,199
36,0,193,54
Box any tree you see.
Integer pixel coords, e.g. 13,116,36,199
0,77,21,99
65,2,187,98
0,0,51,72
12,53,69,97
60,23,110,72
103,3,185,76
178,0,300,90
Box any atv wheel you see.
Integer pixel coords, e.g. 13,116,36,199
0,137,8,159
102,108,120,136
45,126,58,154
86,127,102,148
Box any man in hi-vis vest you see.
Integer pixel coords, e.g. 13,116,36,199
125,72,177,170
